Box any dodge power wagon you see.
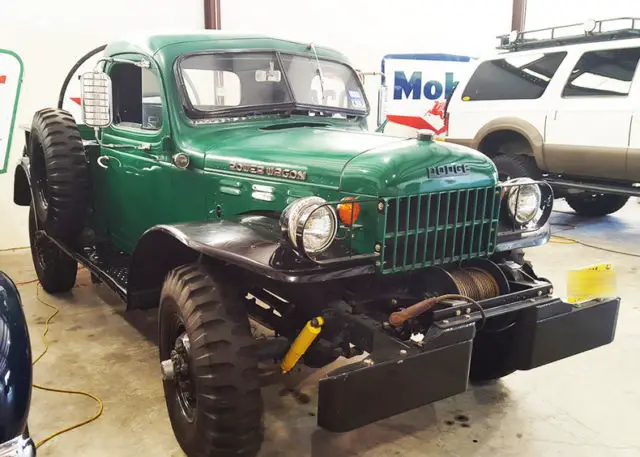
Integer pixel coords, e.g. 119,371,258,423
13,32,620,457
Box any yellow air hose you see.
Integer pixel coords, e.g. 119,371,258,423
16,277,104,449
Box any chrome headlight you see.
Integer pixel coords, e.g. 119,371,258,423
280,196,338,256
505,177,542,224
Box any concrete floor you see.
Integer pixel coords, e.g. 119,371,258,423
2,199,640,457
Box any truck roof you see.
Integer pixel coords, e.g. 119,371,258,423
104,30,350,62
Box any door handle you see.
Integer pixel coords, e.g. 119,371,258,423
97,156,121,169
97,156,110,169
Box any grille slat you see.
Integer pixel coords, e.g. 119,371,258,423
381,186,500,273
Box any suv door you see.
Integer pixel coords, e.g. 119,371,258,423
626,61,640,181
99,54,173,253
544,45,640,180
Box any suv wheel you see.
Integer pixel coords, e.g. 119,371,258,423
565,193,629,217
159,263,263,457
492,154,541,181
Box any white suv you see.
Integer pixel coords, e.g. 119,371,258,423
445,17,640,217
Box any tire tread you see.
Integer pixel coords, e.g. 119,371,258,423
159,263,263,457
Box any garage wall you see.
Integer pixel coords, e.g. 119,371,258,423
525,0,640,29
0,0,204,250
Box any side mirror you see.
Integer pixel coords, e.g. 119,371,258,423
80,71,112,128
376,85,387,127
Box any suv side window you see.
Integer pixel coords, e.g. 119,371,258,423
461,51,567,101
111,62,163,130
562,47,640,97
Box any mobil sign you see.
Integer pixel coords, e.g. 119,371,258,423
381,54,473,135
0,49,23,174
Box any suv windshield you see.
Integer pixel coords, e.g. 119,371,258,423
178,51,368,118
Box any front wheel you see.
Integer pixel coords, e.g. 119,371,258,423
565,193,628,217
158,263,263,457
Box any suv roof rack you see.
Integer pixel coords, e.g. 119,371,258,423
497,17,640,52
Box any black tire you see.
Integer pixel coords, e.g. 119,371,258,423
469,249,527,383
28,205,77,294
28,108,90,242
469,321,518,383
565,193,629,217
492,154,541,181
159,264,263,457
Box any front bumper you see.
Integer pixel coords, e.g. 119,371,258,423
0,436,36,457
317,293,620,432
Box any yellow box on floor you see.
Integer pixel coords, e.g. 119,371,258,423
567,263,617,305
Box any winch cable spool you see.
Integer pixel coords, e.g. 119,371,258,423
388,265,501,329
449,267,500,301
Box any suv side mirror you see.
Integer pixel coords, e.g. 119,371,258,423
80,71,112,128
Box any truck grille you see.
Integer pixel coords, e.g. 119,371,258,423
380,187,501,273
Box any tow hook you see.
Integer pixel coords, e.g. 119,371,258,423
161,359,175,381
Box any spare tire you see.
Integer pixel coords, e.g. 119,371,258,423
28,108,90,242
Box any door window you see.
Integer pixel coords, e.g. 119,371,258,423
562,47,640,97
110,62,164,130
461,51,567,101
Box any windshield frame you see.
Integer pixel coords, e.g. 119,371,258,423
173,49,370,120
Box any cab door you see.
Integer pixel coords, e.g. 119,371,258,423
99,54,173,254
544,46,640,180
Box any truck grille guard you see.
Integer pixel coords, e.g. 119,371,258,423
307,180,554,271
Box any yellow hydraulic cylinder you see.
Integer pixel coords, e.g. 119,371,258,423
281,317,324,374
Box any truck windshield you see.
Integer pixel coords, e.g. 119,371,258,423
178,51,368,118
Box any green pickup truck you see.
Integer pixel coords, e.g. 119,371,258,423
13,31,620,457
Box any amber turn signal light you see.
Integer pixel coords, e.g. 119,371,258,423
338,197,361,226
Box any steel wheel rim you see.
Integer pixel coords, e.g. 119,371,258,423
167,317,197,423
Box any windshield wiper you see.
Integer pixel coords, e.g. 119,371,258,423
307,42,326,104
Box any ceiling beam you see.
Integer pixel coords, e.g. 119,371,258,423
204,0,221,29
511,0,527,32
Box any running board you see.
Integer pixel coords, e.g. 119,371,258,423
43,231,131,301
546,178,640,197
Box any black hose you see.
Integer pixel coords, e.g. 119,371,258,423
57,44,107,109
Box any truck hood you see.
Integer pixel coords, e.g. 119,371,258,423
200,123,496,195
201,123,399,188
340,138,498,196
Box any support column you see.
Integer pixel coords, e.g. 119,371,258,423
204,0,221,29
511,0,527,32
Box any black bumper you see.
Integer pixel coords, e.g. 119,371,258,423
317,295,620,432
